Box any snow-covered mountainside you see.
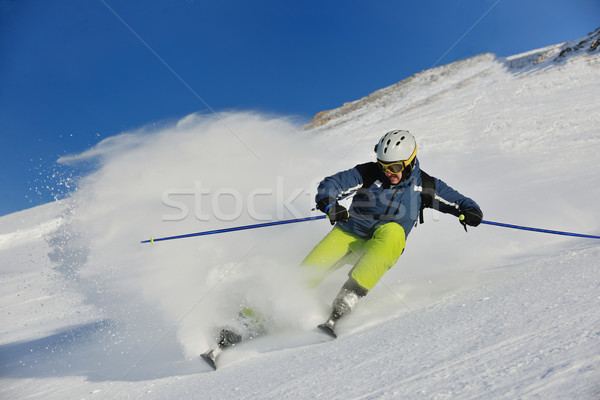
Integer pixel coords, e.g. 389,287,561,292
2,28,600,399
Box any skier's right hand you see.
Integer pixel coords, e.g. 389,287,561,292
326,203,349,225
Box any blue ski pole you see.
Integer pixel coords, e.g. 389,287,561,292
141,215,326,244
479,219,600,240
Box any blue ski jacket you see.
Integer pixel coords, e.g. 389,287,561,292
316,159,481,239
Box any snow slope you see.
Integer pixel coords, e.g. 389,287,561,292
1,28,600,399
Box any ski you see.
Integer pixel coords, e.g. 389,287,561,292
200,346,222,371
317,316,338,339
199,328,242,371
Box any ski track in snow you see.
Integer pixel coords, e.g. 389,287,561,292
1,29,600,399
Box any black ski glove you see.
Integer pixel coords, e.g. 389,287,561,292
460,208,483,229
325,203,349,225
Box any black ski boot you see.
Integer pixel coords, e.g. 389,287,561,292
200,306,266,370
218,328,242,347
200,328,242,370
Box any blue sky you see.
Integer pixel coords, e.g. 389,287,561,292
1,0,599,216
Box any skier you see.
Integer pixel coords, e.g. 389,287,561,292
202,130,483,367
301,130,483,335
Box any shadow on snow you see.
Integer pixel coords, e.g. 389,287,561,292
0,319,206,382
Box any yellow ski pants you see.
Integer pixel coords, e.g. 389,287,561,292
301,223,406,291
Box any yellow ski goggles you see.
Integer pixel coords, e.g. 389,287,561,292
377,147,417,174
377,160,409,174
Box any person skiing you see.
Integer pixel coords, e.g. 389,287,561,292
301,129,483,336
201,129,483,367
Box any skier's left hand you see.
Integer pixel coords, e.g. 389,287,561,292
460,208,483,228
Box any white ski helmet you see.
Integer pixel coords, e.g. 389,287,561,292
374,130,417,163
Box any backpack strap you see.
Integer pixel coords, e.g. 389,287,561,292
419,170,437,224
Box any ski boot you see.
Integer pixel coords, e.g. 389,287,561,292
200,306,265,370
200,328,242,370
318,279,367,338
